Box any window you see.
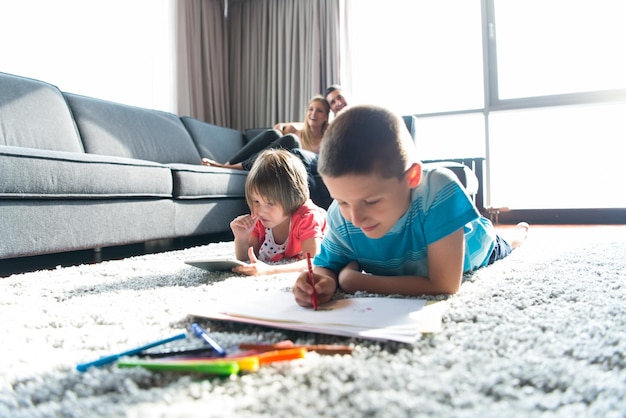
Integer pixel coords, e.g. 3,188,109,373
492,0,626,100
345,0,626,213
0,0,175,112
487,0,626,210
345,0,484,115
416,113,485,160
489,102,626,209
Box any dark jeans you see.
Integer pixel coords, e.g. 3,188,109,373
229,129,300,171
488,234,513,265
290,148,330,208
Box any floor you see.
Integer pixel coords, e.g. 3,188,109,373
1,225,623,278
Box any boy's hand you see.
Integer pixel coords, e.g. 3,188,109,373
292,268,337,307
230,214,257,240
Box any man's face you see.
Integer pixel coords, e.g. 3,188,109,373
325,90,348,115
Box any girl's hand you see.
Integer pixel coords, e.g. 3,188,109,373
292,268,337,307
230,214,257,240
232,247,271,276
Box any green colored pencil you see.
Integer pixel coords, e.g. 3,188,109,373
118,359,240,376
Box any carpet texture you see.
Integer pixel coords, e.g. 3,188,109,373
1,225,625,418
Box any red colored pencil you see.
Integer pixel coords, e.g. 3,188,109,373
306,252,319,310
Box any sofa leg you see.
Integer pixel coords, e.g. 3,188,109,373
144,239,174,254
93,247,102,262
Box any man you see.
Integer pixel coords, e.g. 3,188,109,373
324,85,348,116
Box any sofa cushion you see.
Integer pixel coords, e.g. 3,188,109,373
0,146,172,198
65,93,202,165
0,199,176,259
168,164,247,199
181,116,246,164
0,72,83,153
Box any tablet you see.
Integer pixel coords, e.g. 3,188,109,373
185,258,248,271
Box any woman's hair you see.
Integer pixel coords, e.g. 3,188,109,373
318,105,417,180
245,149,310,214
299,95,330,152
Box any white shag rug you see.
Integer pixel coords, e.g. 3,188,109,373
1,225,625,418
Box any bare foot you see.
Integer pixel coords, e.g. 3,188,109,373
201,158,243,170
201,158,225,167
508,222,529,249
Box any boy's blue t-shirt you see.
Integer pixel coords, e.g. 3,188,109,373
315,166,496,277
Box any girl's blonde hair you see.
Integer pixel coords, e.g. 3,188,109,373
245,149,310,214
299,95,330,152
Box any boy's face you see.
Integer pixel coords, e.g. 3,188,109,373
323,171,413,239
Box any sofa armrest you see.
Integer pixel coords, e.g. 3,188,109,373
181,117,247,163
244,128,272,142
422,158,484,211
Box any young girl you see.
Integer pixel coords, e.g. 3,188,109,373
230,149,328,276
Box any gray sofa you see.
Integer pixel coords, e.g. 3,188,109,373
0,72,252,260
0,71,482,262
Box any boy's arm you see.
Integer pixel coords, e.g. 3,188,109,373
338,228,465,296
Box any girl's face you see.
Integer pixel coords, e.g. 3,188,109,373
306,101,329,128
250,191,290,229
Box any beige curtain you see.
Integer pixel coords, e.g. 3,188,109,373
177,0,342,131
176,0,230,127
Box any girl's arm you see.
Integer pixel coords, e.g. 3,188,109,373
337,228,465,296
231,214,258,261
233,236,322,276
234,236,250,261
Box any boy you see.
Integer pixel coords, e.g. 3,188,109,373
292,105,528,306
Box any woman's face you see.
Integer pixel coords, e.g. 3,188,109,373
306,101,329,128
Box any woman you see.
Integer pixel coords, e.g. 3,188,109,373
202,95,330,170
275,94,330,154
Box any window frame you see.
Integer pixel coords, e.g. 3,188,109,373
483,0,626,112
405,0,626,223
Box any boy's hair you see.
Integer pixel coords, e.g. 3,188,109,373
318,105,417,179
245,149,310,214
